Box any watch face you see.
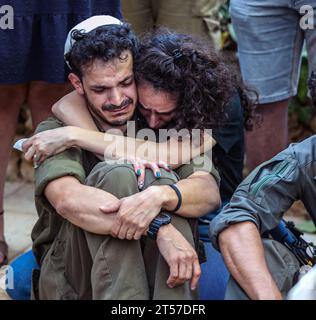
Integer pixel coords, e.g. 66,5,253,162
157,212,171,224
147,212,171,240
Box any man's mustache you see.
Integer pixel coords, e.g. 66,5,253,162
102,98,133,112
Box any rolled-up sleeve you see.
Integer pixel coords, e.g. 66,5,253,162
33,118,86,197
209,195,261,250
209,156,301,251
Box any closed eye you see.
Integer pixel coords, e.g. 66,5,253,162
92,89,105,94
121,80,133,87
138,103,175,116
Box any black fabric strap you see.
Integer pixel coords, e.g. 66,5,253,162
168,184,182,212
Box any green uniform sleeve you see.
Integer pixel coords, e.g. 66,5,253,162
34,117,86,196
175,154,220,186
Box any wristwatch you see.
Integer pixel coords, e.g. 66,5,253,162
147,212,171,240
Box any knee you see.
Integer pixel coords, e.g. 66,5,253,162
143,168,178,189
86,162,139,198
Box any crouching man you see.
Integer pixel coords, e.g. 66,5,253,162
210,135,316,299
30,16,221,300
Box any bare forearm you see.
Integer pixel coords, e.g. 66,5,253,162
66,127,216,168
159,173,220,218
219,221,282,300
52,91,216,166
162,136,216,168
44,176,119,234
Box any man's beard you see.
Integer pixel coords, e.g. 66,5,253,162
83,93,134,128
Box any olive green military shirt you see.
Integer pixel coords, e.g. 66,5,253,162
31,118,88,264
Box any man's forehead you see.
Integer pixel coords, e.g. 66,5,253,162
82,50,134,81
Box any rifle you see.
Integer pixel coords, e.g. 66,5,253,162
270,219,316,267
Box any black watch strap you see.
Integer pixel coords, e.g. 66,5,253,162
168,184,182,212
147,212,171,240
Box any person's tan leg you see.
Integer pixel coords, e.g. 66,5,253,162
246,99,289,172
27,81,72,128
0,83,28,265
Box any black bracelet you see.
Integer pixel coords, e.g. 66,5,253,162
168,184,182,212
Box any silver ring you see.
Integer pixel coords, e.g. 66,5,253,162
33,154,39,168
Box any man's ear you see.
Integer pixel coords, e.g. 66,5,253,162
68,73,84,95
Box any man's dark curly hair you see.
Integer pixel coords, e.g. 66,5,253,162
134,29,258,132
65,23,139,78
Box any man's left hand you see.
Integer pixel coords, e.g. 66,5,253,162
156,224,201,290
100,186,163,240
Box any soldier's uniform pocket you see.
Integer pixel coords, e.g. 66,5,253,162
38,232,79,300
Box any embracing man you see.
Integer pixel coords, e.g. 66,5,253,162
10,10,257,299
210,134,316,299
24,16,221,300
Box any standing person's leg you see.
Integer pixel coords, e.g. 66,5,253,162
121,0,154,35
245,100,289,171
27,81,72,128
2,81,71,298
230,0,305,171
0,83,28,266
300,0,316,87
156,0,224,47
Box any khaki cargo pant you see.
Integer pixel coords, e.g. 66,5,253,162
121,0,225,47
224,239,301,300
37,162,196,300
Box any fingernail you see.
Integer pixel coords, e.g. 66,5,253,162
137,169,142,176
156,171,161,178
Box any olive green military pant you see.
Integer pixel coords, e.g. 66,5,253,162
121,0,225,47
37,162,196,300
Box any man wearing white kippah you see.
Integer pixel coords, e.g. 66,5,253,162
24,15,220,300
